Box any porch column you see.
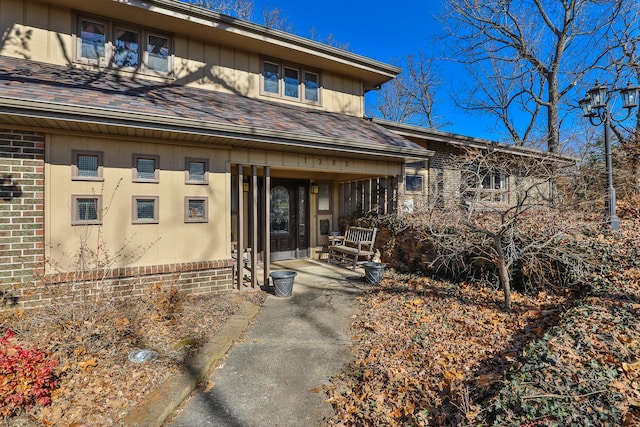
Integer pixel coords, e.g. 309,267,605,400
236,164,245,290
339,183,346,217
251,165,258,288
364,180,371,213
263,166,271,286
387,176,396,214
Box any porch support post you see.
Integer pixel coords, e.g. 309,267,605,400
364,180,371,213
263,166,271,286
398,164,406,214
350,182,357,215
236,164,244,290
387,176,395,214
251,165,258,288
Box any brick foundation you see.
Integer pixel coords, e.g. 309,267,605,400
4,259,235,310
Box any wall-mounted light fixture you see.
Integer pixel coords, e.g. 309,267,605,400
243,180,249,192
310,184,319,194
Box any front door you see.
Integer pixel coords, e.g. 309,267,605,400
270,180,309,261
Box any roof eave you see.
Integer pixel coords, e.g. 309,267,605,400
374,119,576,164
121,0,402,88
0,97,432,162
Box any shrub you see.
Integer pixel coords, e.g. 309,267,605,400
0,328,59,418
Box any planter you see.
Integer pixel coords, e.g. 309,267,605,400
270,270,297,297
363,262,386,285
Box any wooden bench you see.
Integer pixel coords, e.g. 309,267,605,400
328,226,378,270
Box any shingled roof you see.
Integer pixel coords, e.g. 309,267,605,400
0,56,431,161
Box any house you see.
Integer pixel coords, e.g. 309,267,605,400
373,119,574,214
0,0,566,309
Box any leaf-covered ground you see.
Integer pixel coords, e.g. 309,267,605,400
324,220,640,426
324,276,571,426
0,289,265,426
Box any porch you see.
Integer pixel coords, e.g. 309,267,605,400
231,164,403,290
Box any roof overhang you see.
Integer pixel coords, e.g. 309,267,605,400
374,119,576,165
39,0,401,91
0,97,432,162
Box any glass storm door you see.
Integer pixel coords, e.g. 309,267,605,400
269,180,309,261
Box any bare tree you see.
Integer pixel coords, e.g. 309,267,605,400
608,0,640,195
370,52,444,128
260,6,294,32
188,0,253,19
424,148,593,310
441,0,622,153
458,58,543,145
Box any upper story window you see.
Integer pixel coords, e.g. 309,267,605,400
72,150,103,181
185,158,209,184
133,154,160,183
261,59,321,105
304,71,319,102
76,15,172,76
263,61,279,94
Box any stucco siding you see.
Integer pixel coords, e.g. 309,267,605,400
0,0,364,116
45,134,232,273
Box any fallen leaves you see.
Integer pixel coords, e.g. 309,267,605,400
0,292,262,426
324,274,569,425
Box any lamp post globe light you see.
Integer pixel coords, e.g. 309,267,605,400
578,81,640,231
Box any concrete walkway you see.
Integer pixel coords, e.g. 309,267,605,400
165,259,365,427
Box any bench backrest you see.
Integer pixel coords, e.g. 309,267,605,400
344,226,377,247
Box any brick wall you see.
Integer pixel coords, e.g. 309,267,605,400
0,129,45,303
31,260,235,309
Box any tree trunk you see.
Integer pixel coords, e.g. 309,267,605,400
547,77,560,154
493,235,512,310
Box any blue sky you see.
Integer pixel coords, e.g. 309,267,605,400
251,0,483,138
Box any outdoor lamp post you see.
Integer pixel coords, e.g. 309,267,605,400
578,80,640,231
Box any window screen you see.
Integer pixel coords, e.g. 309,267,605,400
137,157,156,180
188,161,205,182
137,199,156,220
77,198,98,221
77,154,99,177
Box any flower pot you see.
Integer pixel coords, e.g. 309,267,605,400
270,270,297,297
363,262,386,285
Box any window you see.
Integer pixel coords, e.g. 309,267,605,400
72,150,103,180
72,195,102,225
263,61,279,94
146,34,170,74
304,71,319,102
284,67,299,98
405,175,424,193
317,183,331,212
465,167,508,203
133,154,159,182
270,186,289,233
76,15,172,75
114,27,139,68
185,197,208,223
185,158,209,184
79,18,107,65
261,59,320,104
132,196,159,223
